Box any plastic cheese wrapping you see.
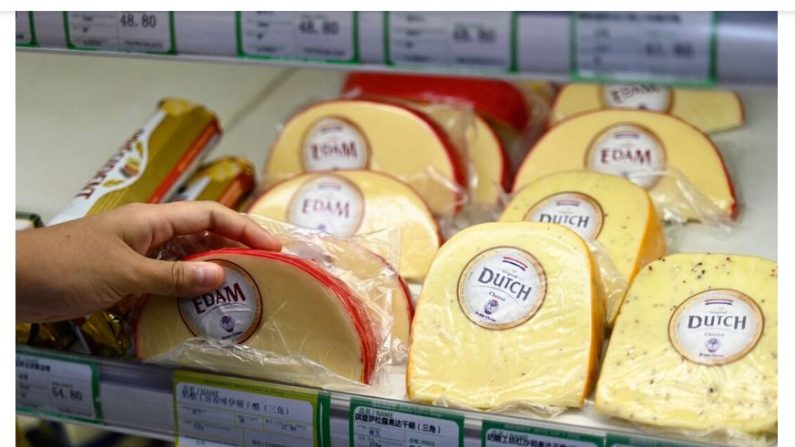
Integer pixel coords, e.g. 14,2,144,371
500,171,665,326
264,99,467,216
514,110,738,223
248,170,441,281
136,249,378,386
168,156,255,209
595,254,777,443
551,83,744,133
408,222,604,411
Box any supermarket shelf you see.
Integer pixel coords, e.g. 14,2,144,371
16,11,777,86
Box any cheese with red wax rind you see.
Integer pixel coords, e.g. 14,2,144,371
248,170,441,282
135,249,377,384
264,99,466,216
514,110,738,221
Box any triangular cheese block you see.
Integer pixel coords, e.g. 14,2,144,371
514,110,738,220
264,99,466,216
408,222,604,409
501,171,665,326
595,253,777,435
551,83,744,133
135,249,377,383
248,170,441,282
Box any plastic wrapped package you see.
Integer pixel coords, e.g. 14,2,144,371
594,254,777,446
262,98,469,218
408,222,604,413
168,156,256,209
500,170,666,326
513,109,739,224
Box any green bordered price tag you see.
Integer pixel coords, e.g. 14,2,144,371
16,12,37,47
385,12,516,71
64,11,176,54
606,433,707,447
174,370,331,447
482,421,604,447
571,12,716,85
16,352,102,423
237,12,358,63
349,397,464,447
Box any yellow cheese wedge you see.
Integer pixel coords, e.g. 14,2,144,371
247,170,441,282
242,215,414,353
500,171,665,326
551,84,744,133
135,249,377,383
595,253,777,434
264,99,467,216
514,110,738,221
407,222,604,409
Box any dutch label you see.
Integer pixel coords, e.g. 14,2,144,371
302,117,369,171
669,289,763,365
525,192,604,241
457,247,547,330
586,124,666,189
287,174,365,237
602,84,672,111
178,260,262,343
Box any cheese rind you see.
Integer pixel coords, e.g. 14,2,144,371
500,171,665,326
264,99,466,216
248,170,441,281
514,110,738,220
407,222,604,409
135,249,377,383
594,253,777,434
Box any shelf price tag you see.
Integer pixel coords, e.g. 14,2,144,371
386,12,514,70
482,420,603,447
64,12,175,54
238,12,357,63
349,397,464,447
573,12,716,84
606,433,706,446
16,352,101,423
174,370,331,447
16,12,36,46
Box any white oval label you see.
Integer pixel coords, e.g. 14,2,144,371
457,247,547,330
586,124,667,189
525,192,604,241
669,289,764,365
302,117,369,171
287,175,365,237
602,84,672,111
179,260,262,343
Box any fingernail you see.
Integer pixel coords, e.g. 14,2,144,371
191,262,223,288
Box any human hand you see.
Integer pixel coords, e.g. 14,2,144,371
16,202,282,323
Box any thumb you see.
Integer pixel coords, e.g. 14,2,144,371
134,258,225,297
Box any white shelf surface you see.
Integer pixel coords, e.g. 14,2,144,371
16,51,777,445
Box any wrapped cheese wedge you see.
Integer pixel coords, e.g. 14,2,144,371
501,171,665,326
514,110,738,221
135,249,378,384
595,253,777,436
264,99,466,216
551,83,744,133
248,170,441,282
408,222,604,409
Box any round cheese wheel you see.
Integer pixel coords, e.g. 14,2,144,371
248,170,441,282
135,249,377,384
264,99,467,216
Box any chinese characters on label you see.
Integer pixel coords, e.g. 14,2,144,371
350,399,462,447
16,354,99,421
66,12,173,53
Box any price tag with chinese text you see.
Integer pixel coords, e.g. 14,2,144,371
65,12,174,54
349,397,463,447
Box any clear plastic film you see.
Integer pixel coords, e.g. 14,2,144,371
407,222,604,415
134,214,409,396
586,240,629,328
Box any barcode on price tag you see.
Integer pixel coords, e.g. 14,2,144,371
573,12,716,84
16,12,36,46
64,12,175,54
237,12,357,62
386,12,514,71
174,370,330,447
16,353,101,423
349,397,464,447
482,421,603,447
